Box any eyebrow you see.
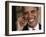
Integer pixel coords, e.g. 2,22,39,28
31,10,36,12
22,7,39,11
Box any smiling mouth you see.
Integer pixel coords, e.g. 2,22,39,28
28,18,34,22
28,16,36,22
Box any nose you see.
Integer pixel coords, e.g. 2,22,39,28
28,12,32,18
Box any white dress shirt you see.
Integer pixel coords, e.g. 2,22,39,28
28,23,40,31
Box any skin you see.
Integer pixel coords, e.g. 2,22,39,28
16,6,39,31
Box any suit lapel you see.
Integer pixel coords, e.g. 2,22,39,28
39,24,41,30
23,23,41,30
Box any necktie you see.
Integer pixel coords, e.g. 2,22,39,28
32,28,35,30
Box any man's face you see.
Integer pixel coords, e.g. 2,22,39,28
23,6,39,24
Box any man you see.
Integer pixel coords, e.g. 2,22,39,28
16,6,41,31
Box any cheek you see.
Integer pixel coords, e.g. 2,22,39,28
33,13,38,17
24,14,28,19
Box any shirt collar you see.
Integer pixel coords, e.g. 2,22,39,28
34,23,39,30
28,23,39,30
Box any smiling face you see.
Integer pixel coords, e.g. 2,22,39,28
22,6,39,27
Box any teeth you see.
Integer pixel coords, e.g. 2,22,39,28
29,19,34,22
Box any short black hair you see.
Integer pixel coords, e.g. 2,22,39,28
21,6,39,12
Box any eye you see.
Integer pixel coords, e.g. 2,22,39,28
23,12,28,15
31,10,36,13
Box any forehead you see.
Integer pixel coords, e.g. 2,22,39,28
24,6,37,11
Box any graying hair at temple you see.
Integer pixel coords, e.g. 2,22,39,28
21,6,39,12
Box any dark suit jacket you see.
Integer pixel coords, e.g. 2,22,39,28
23,23,41,30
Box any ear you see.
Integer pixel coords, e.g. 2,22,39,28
37,11,40,21
38,11,40,16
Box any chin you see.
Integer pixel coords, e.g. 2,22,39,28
29,25,34,28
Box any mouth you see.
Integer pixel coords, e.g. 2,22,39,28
28,18,34,22
28,16,36,22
